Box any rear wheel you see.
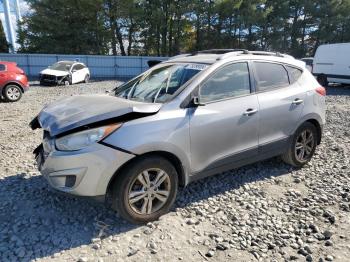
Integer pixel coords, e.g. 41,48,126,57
84,74,90,83
282,122,318,167
3,85,22,102
111,156,178,224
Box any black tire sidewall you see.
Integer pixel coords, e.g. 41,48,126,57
112,156,178,224
290,122,318,167
3,85,22,102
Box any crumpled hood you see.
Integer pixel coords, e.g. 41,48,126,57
40,68,69,77
36,95,162,136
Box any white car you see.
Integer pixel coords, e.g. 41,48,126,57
313,43,350,86
39,61,90,86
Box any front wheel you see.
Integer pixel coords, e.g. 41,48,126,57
282,122,318,167
111,156,178,224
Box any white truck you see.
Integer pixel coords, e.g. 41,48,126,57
313,43,350,86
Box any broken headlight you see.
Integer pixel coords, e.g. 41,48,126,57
55,124,122,151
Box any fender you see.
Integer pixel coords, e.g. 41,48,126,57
294,113,323,133
0,80,26,92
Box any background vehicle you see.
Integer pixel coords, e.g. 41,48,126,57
0,61,29,102
301,57,313,72
313,43,350,86
32,50,326,224
39,61,90,86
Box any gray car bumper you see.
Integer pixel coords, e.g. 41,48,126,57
37,143,135,197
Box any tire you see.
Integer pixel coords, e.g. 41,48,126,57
317,75,328,87
111,156,178,224
3,85,22,102
84,74,90,83
281,122,318,167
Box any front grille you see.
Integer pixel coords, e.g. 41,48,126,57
41,74,57,81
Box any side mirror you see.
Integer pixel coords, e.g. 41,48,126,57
72,69,77,73
191,96,205,107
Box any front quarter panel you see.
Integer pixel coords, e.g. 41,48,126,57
102,107,191,179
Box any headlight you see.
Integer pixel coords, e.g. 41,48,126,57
55,124,122,151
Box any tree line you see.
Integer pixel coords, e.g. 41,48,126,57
17,0,350,58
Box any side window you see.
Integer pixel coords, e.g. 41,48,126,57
254,62,289,91
200,62,251,103
73,64,84,71
286,66,303,84
0,64,6,71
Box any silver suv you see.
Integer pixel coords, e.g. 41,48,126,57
31,50,326,223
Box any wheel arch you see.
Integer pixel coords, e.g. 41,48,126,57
106,151,187,197
2,82,24,93
305,119,322,145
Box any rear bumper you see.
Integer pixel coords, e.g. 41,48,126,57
35,142,135,197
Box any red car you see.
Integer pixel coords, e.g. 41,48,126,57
0,61,29,102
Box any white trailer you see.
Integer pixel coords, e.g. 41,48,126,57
313,43,350,86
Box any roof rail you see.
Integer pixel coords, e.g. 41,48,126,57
219,50,294,60
247,51,284,57
192,49,249,55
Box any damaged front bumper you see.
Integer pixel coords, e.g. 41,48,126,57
39,74,69,85
33,139,135,197
31,116,135,197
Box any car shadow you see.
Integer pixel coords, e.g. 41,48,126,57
0,157,294,261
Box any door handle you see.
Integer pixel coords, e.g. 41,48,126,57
244,108,258,116
292,99,304,105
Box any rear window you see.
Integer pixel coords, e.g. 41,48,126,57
254,62,289,91
286,66,303,84
0,64,6,71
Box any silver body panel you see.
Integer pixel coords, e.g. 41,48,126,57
34,53,326,197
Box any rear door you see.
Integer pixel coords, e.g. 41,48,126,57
189,62,259,174
253,61,305,153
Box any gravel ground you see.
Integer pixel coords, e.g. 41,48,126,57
0,81,349,262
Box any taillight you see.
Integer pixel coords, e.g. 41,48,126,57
316,86,326,96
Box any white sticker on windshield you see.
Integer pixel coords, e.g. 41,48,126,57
186,64,208,71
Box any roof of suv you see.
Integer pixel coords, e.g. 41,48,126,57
166,49,303,68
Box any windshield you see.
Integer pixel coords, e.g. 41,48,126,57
114,63,207,103
50,62,73,71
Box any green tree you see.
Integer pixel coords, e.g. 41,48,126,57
0,21,9,53
18,0,108,54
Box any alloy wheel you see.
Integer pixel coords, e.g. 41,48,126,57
295,129,315,162
6,87,21,101
128,168,171,215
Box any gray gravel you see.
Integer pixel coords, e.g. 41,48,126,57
0,81,349,261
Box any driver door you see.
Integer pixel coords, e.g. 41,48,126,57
189,62,259,174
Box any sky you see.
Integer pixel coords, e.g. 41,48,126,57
0,0,30,50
